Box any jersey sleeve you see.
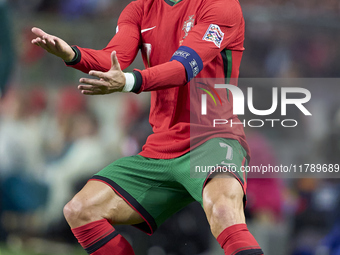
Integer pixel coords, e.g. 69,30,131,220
65,1,142,73
179,0,244,70
133,0,244,93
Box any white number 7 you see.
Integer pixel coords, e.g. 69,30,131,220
219,142,233,160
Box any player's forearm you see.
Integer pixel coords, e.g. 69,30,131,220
65,46,112,73
65,26,140,74
66,45,139,75
125,61,187,93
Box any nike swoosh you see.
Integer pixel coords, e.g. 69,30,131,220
141,26,156,33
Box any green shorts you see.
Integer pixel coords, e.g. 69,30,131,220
90,137,248,235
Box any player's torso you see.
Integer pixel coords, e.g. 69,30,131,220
137,0,244,136
137,0,207,130
134,0,248,158
139,0,204,68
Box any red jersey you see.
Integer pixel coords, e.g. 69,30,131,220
66,0,249,159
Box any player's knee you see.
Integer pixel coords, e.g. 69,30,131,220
203,191,244,236
204,187,242,213
205,194,237,219
63,197,93,226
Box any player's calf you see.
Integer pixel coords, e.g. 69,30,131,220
70,218,135,255
203,176,264,255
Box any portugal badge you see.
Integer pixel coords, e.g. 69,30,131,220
182,15,195,39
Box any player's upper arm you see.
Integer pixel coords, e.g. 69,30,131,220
104,1,143,69
170,0,244,81
66,0,143,73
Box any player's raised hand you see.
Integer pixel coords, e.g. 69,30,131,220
31,27,75,62
78,51,126,95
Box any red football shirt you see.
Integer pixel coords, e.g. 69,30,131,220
66,0,249,159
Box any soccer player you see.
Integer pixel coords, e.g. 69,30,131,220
31,0,264,254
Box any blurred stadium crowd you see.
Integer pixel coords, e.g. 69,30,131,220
1,0,340,254
8,0,340,16
242,0,340,14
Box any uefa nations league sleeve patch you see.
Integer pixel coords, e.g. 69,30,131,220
202,24,224,48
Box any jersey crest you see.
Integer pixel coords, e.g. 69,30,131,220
182,15,195,39
202,24,224,48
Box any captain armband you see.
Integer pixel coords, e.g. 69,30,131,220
170,46,203,82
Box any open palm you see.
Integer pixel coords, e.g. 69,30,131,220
31,27,75,62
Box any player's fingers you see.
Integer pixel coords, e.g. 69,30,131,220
78,84,100,92
80,88,120,95
32,38,43,48
110,51,121,71
31,38,41,45
43,35,56,46
79,87,105,95
34,36,47,45
31,27,49,38
88,70,106,79
39,35,53,48
32,37,43,44
32,28,59,49
77,84,96,90
80,88,98,95
79,78,107,87
36,41,50,51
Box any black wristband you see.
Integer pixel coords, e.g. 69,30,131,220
64,46,81,65
132,70,143,93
